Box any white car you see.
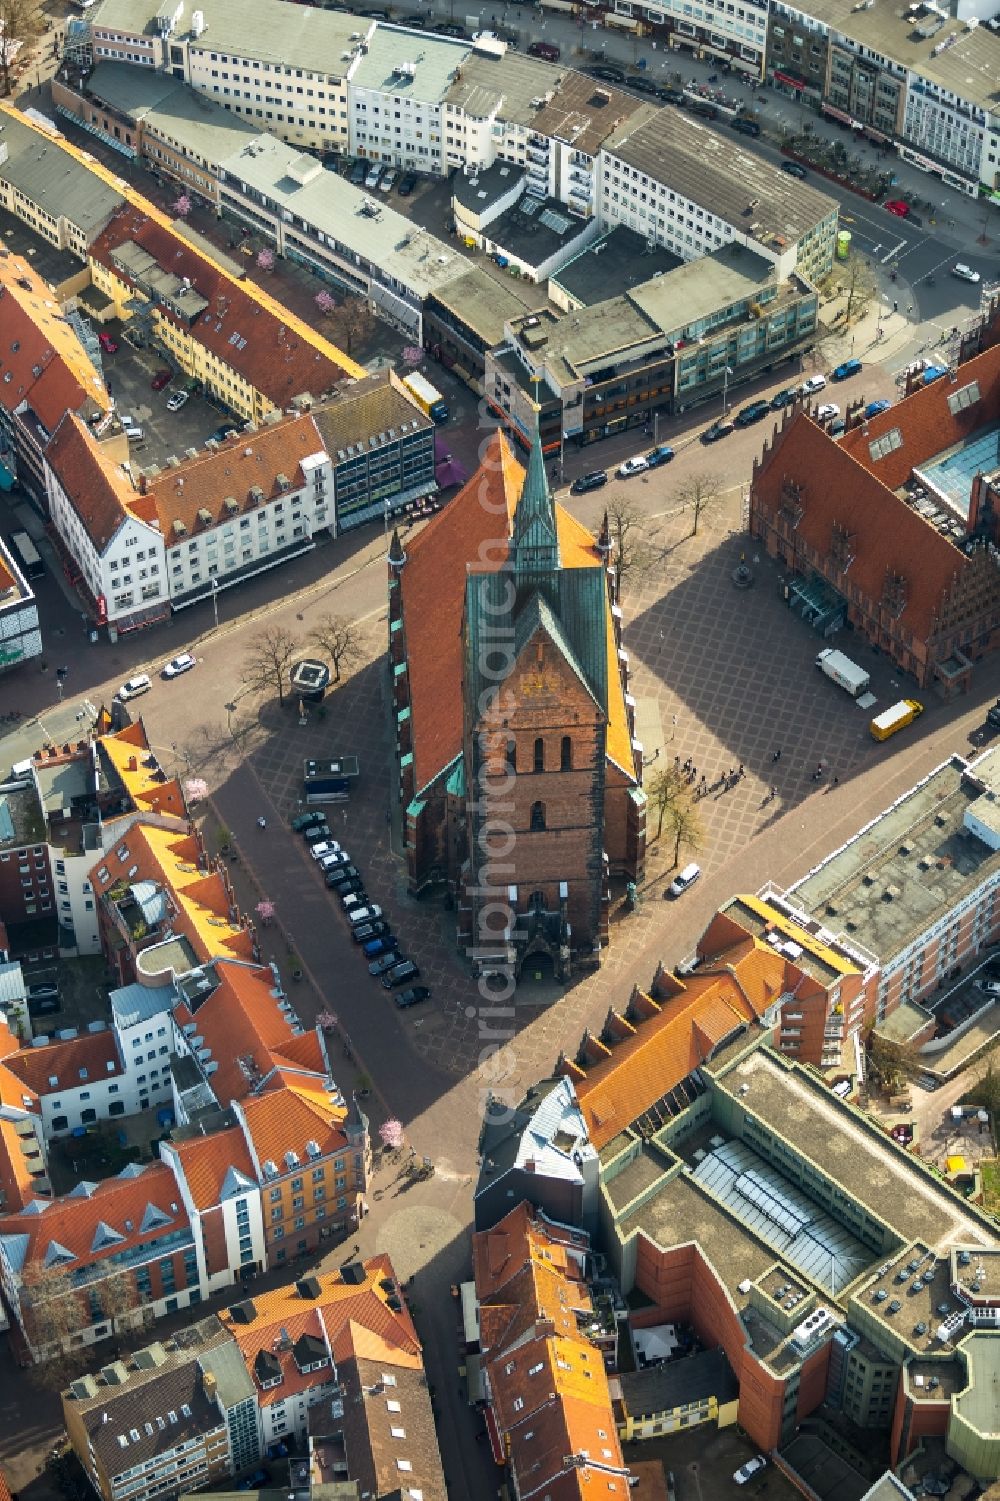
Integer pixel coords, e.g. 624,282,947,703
117,674,151,702
161,652,196,679
953,262,981,284
668,862,701,898
347,904,383,926
617,455,649,478
309,840,343,862
166,389,190,411
975,978,1000,995
815,402,840,422
800,373,827,394
380,169,398,193
733,1456,767,1486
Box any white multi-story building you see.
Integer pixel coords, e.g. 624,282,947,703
346,26,466,174
0,540,42,676
44,413,169,636
609,0,769,75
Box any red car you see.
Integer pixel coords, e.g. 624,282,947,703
151,369,172,391
98,332,119,354
885,199,910,217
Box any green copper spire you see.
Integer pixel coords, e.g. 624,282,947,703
512,400,559,578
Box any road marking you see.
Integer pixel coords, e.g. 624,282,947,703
882,238,908,263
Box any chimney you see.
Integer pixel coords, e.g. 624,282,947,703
202,1370,218,1404
127,756,138,771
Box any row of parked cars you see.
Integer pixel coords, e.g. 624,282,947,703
569,444,674,494
345,159,417,196
293,811,430,1008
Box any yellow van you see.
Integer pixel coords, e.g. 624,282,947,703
870,699,923,742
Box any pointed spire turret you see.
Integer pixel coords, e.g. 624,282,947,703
595,508,611,560
387,527,407,572
512,398,559,580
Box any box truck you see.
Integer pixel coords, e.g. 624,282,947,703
402,372,449,424
870,699,923,742
815,648,870,697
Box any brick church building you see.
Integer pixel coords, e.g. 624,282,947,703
388,426,646,980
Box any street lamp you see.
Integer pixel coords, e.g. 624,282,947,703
722,364,734,416
210,577,219,631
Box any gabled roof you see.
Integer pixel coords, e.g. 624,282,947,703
4,1030,122,1098
146,414,326,538
0,252,109,428
98,720,186,820
45,413,154,555
172,960,302,1108
169,1125,257,1213
239,1086,348,1174
88,203,361,406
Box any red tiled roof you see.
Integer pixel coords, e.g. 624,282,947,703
240,1086,348,1171
45,413,150,554
89,205,353,406
0,254,109,429
176,961,302,1107
4,1031,122,1098
169,1125,257,1213
146,414,325,536
0,1160,189,1271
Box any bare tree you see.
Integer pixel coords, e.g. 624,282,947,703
99,1269,142,1336
606,497,655,603
326,294,374,358
645,764,687,842
241,625,298,706
0,0,43,97
20,1263,86,1384
966,1056,1000,1153
841,256,878,328
865,1029,921,1094
666,793,704,871
676,471,723,538
309,613,363,684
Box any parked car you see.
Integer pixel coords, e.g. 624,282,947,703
321,854,352,877
433,20,466,35
733,1456,767,1486
352,919,390,943
922,364,947,384
369,951,403,976
687,99,718,119
570,470,608,494
117,674,151,702
350,161,367,185
364,164,382,188
27,982,59,1001
28,996,60,1017
382,959,420,989
864,399,892,419
210,422,239,442
585,64,624,82
161,652,196,678
730,117,761,136
98,332,119,353
780,160,807,179
700,420,734,444
617,455,649,478
830,418,846,437
166,389,190,412
527,39,560,59
815,402,840,422
668,862,701,898
657,86,685,104
645,444,675,467
831,358,862,382
953,262,981,283
627,76,661,96
885,198,910,217
800,373,827,394
151,369,172,391
363,936,395,957
303,824,333,845
770,387,797,410
397,171,418,196
975,978,1000,995
309,840,342,862
339,879,368,903
733,400,769,428
348,904,383,926
380,169,398,193
395,986,431,1008
326,863,362,886
292,809,327,832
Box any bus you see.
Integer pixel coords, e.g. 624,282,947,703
9,531,44,581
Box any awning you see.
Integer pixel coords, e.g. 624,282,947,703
606,10,641,26
485,1405,505,1465
822,104,852,125
460,1281,480,1347
465,1352,484,1405
774,70,805,90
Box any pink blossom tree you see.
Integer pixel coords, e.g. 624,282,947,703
314,289,337,318
255,899,275,925
379,1119,404,1151
184,777,208,804
256,246,275,273
174,194,192,219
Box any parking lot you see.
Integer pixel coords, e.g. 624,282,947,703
100,322,241,471
621,1425,803,1501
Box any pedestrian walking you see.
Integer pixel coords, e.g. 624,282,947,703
738,762,745,778
772,748,782,762
257,815,267,828
893,300,898,313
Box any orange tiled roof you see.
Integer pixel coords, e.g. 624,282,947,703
169,1124,257,1213
239,1086,348,1172
4,1031,122,1098
0,253,109,428
98,720,187,821
45,413,155,555
89,205,359,406
175,960,303,1107
568,944,785,1149
221,1254,421,1406
473,1199,586,1298
0,1160,189,1272
146,414,326,537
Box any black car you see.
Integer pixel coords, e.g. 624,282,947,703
350,161,367,186
339,880,368,905
570,470,608,495
770,387,798,411
397,171,418,196
701,420,735,444
657,87,685,104
28,996,60,1017
686,100,718,120
324,863,353,886
352,919,390,943
584,65,626,83
433,20,465,34
327,863,362,887
626,77,661,96
733,400,770,428
730,117,761,137
210,422,239,443
395,986,431,1008
382,959,421,989
369,951,402,976
27,982,59,1001
780,160,808,179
